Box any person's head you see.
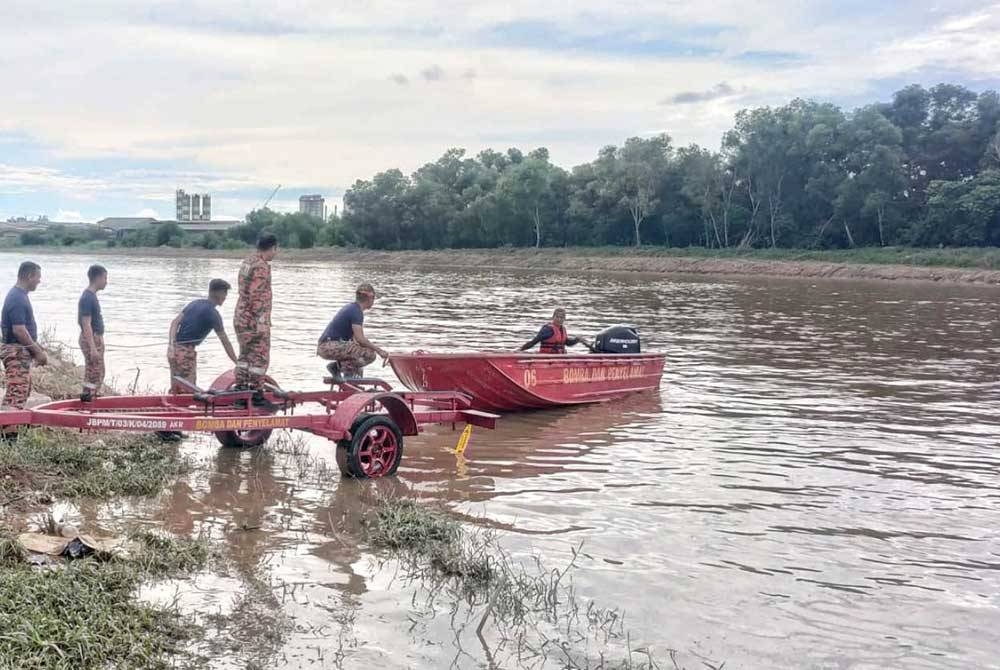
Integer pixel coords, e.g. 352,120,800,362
552,308,566,326
256,232,278,261
355,283,376,310
16,261,41,292
208,278,231,306
87,264,108,291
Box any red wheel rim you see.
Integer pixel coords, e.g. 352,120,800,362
356,425,399,477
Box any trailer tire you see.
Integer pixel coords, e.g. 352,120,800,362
212,375,276,449
215,428,273,449
336,414,404,479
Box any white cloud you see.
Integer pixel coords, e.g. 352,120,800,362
134,208,159,218
0,0,997,212
55,209,84,222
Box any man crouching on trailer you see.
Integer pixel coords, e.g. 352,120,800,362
317,282,389,380
167,278,238,393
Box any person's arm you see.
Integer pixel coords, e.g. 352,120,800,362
566,335,592,349
518,326,551,351
215,327,238,363
352,323,388,359
167,314,183,354
12,324,47,366
81,315,97,357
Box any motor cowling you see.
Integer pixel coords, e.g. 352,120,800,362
592,325,641,354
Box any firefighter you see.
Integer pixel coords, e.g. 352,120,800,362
78,264,108,402
317,282,389,379
1,261,48,414
234,233,278,389
168,278,238,393
518,308,591,353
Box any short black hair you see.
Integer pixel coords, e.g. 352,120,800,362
17,261,40,280
87,264,107,282
256,232,278,251
356,283,376,302
208,278,231,293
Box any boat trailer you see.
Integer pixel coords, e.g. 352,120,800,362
0,371,499,479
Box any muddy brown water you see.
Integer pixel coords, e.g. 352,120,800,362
3,250,1000,669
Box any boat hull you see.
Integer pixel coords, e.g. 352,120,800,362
389,352,665,412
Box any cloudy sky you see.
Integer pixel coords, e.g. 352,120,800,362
2,0,999,222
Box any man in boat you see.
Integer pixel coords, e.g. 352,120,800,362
234,232,278,390
168,279,238,393
518,308,591,354
1,261,48,414
78,264,108,402
317,282,389,380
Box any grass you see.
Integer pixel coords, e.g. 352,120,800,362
0,428,188,507
0,530,215,670
579,244,1000,269
364,497,670,670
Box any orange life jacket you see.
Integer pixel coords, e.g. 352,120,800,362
540,322,568,354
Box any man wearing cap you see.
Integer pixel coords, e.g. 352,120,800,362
317,283,388,379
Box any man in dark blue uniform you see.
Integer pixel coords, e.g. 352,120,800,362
317,283,389,379
167,279,238,392
78,264,108,402
1,261,47,414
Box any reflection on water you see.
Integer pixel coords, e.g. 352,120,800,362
7,251,1000,668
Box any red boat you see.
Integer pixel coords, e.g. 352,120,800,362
390,351,665,412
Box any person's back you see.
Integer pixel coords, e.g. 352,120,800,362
320,302,364,343
176,298,223,346
316,283,388,379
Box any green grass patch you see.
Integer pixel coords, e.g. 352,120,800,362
364,496,663,669
557,244,1000,270
0,531,214,670
0,428,188,505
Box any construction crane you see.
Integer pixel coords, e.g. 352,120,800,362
259,184,281,210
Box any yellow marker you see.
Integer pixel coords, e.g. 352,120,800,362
454,424,473,454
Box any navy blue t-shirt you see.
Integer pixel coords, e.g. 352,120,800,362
1,287,37,345
175,299,223,346
320,302,364,342
78,290,105,336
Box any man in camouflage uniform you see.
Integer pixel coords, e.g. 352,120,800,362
1,261,48,415
234,233,278,389
317,283,388,379
78,264,108,402
168,278,238,393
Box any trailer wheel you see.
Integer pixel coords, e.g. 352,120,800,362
336,414,404,479
215,428,272,449
211,374,275,449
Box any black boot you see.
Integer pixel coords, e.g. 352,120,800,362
326,361,345,383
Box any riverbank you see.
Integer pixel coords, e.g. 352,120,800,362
9,245,1000,285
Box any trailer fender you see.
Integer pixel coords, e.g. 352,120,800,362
329,393,419,437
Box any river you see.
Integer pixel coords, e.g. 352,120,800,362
3,250,1000,669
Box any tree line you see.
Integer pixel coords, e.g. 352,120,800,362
339,83,1000,250
8,82,1000,253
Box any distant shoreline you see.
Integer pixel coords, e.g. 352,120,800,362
6,245,1000,286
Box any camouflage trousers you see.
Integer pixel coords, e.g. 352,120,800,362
317,339,376,377
1,344,32,409
167,344,197,393
79,333,105,395
235,321,270,388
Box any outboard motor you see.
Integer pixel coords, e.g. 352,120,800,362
592,325,641,354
